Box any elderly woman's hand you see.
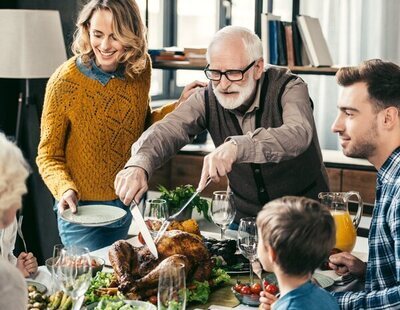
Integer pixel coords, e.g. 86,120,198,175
16,252,38,278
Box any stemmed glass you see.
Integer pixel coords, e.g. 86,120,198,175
145,199,168,237
49,243,64,293
210,191,236,239
237,217,258,284
157,263,187,310
54,246,92,310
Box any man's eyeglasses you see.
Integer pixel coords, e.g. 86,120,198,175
203,60,256,82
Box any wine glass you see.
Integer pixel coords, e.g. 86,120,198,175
54,246,92,310
157,263,187,310
210,191,236,239
145,199,168,237
49,243,64,293
237,217,258,284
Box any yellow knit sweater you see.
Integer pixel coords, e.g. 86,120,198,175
37,56,175,201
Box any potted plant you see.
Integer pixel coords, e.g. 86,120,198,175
157,184,211,221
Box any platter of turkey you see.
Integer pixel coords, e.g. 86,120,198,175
81,219,231,307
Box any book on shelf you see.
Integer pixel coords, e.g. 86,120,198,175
283,22,295,67
296,15,333,67
183,47,207,65
260,13,281,65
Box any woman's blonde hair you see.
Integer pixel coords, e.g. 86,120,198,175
0,133,29,220
71,0,148,79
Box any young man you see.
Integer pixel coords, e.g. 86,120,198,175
329,59,400,308
257,196,338,310
115,26,329,223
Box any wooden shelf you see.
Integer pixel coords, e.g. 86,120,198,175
152,61,339,75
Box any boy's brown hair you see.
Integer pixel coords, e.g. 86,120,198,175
256,196,335,276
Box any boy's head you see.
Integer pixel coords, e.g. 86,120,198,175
256,196,335,276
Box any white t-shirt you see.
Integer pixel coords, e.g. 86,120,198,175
0,256,27,310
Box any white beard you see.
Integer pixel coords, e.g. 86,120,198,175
213,77,257,110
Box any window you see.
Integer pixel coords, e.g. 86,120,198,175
231,0,255,30
137,0,164,96
175,0,219,88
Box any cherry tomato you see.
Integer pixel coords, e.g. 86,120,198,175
250,283,262,295
263,280,270,289
149,295,157,305
138,232,145,245
240,285,252,295
234,283,244,293
265,283,279,295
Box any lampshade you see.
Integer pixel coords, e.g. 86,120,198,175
0,9,67,78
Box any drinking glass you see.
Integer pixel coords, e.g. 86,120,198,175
237,217,258,284
144,199,168,237
210,191,236,239
48,243,64,293
54,246,92,310
157,263,187,310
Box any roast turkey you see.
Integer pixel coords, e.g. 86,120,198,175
108,230,213,298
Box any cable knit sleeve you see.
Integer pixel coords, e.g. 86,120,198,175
36,65,79,200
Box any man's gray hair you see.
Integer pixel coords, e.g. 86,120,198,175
206,25,263,63
0,133,29,218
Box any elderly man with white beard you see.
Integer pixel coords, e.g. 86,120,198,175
115,26,329,223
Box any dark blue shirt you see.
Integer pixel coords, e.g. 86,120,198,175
333,147,400,309
76,57,125,86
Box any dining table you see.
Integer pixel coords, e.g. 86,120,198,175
31,230,368,309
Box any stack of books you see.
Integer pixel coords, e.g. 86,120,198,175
184,47,207,66
260,13,333,67
149,47,186,62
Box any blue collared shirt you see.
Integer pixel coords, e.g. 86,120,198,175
76,57,125,86
333,147,400,309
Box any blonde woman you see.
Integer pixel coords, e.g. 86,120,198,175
37,0,204,251
0,133,32,310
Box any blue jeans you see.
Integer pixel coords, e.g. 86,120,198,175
54,199,132,251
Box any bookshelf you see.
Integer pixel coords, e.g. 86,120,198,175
152,60,338,76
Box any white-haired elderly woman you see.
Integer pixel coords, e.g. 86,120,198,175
0,133,36,309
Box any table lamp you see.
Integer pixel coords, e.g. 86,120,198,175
0,9,67,144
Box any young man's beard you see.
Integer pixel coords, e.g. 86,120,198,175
213,77,257,110
342,120,378,159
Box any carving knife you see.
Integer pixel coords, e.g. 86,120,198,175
130,200,158,259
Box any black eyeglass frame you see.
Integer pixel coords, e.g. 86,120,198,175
203,60,256,82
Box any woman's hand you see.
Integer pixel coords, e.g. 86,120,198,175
16,252,38,278
58,189,79,214
177,80,207,106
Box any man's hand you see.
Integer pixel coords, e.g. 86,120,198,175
16,252,38,278
259,290,278,310
328,251,366,277
197,140,238,190
115,166,148,206
58,189,78,214
177,80,207,106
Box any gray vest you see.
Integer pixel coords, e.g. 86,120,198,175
205,66,329,221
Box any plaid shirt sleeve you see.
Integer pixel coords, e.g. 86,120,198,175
333,287,400,309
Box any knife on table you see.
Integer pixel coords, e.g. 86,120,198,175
130,200,158,259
